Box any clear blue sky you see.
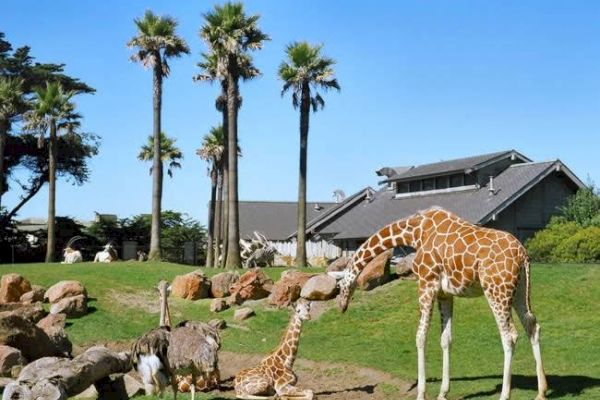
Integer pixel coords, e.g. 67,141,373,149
2,1,600,224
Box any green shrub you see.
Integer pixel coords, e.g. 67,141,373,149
554,226,600,263
525,218,580,262
560,185,600,226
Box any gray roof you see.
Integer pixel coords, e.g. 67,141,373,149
239,201,336,240
382,150,531,183
314,161,583,240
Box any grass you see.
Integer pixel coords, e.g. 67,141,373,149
1,262,599,399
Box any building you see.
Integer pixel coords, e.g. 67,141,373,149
239,150,584,259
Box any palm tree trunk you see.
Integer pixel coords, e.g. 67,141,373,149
295,82,310,268
149,59,163,261
0,119,7,210
220,82,229,267
206,165,218,267
213,171,223,268
225,68,241,269
45,120,57,263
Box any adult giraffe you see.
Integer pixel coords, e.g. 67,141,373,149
337,207,547,400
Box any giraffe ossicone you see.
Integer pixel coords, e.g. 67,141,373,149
234,299,314,400
337,206,547,400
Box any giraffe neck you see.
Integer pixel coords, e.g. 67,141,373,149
351,215,423,275
273,313,303,369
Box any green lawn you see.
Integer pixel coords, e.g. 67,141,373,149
1,262,599,399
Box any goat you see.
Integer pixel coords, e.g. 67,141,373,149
93,242,118,263
61,236,84,264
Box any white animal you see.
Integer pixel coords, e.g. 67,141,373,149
61,236,85,264
93,242,118,263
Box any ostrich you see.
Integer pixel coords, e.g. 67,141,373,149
131,280,221,400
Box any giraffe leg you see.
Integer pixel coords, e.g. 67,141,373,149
437,296,453,400
513,269,547,400
416,282,437,400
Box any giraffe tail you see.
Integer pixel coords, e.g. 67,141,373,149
516,256,538,337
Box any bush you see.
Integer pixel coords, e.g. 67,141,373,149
526,218,580,262
560,185,600,226
554,226,600,263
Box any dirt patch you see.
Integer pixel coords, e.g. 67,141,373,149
107,288,159,313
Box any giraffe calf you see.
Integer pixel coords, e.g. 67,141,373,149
234,300,314,400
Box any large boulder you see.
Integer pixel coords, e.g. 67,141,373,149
357,250,393,290
0,303,46,324
50,294,88,318
171,271,211,300
209,298,228,313
327,256,351,273
268,270,316,308
394,253,416,279
0,274,31,304
44,281,87,304
19,285,45,304
210,272,239,298
0,313,61,360
36,314,72,356
300,274,338,301
234,307,255,321
229,269,273,302
0,346,26,377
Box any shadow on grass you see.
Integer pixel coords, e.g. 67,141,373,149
316,384,376,396
452,374,600,398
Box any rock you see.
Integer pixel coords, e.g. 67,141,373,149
0,274,31,304
309,256,329,268
357,249,393,290
19,285,45,304
171,271,211,300
394,253,416,279
327,256,351,272
123,374,145,398
268,270,316,308
36,314,72,356
226,292,243,307
234,307,255,321
0,346,26,377
210,298,229,313
44,280,87,304
0,303,46,323
300,275,338,301
0,313,61,360
50,294,88,318
210,272,239,298
229,269,273,302
208,319,227,330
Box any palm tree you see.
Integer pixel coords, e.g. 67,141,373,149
200,2,269,268
128,10,190,261
25,81,76,262
0,77,25,210
197,125,225,268
279,42,340,267
138,132,183,178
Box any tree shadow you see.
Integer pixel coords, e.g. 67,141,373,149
316,384,376,396
452,374,600,398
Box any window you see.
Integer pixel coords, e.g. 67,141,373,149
465,173,477,185
435,176,449,189
450,174,464,187
409,180,422,192
423,178,435,191
398,182,410,193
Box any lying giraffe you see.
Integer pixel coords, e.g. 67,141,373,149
337,207,547,400
234,299,314,400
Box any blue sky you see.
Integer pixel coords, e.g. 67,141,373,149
2,1,600,224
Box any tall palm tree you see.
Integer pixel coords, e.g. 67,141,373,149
279,42,340,267
26,81,76,262
128,10,190,261
197,125,225,268
138,132,183,178
200,2,269,268
0,77,25,210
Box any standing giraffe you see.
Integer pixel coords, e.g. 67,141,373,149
234,299,314,400
337,207,547,400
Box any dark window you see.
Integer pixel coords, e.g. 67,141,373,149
450,174,463,187
398,182,410,193
409,180,422,192
435,176,449,189
465,173,477,185
423,178,435,191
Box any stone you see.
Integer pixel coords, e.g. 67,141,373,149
0,313,61,360
123,374,145,398
229,269,273,302
44,281,87,304
210,298,228,313
394,253,416,279
19,285,45,304
0,346,26,377
226,292,243,307
208,319,227,330
0,274,31,304
300,275,338,301
268,270,316,308
171,271,211,300
234,307,255,321
210,272,239,298
50,294,88,318
327,256,351,273
357,249,393,290
309,256,329,268
0,303,46,324
36,313,72,356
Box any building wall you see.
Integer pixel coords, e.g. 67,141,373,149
486,172,577,242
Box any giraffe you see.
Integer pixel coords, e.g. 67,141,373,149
234,299,314,400
337,207,547,400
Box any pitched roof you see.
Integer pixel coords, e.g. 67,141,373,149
239,201,336,240
313,160,583,240
381,150,531,183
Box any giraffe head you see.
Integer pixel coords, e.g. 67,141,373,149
337,264,358,313
294,298,312,321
